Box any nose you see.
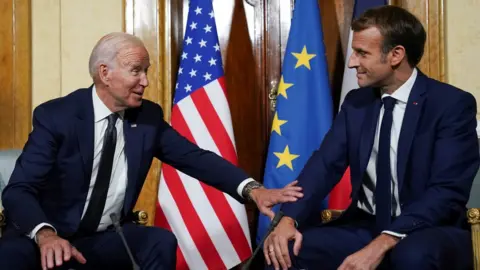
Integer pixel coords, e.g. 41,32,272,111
348,51,359,69
140,73,149,87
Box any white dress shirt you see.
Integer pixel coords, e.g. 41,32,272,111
357,68,418,238
30,86,253,240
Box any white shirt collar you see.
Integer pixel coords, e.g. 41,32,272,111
381,68,418,104
92,85,124,123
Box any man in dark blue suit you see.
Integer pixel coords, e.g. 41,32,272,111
0,32,303,270
264,6,479,270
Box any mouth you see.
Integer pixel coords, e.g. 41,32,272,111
132,90,144,97
356,72,366,78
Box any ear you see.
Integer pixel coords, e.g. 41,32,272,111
98,63,111,86
390,45,406,66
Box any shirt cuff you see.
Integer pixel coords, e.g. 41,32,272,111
382,230,407,239
237,178,256,198
29,223,57,243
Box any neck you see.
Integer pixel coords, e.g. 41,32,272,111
95,84,125,113
380,66,414,95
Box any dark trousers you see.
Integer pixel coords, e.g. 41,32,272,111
0,223,177,270
266,209,473,270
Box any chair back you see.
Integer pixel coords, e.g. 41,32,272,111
468,139,480,208
0,149,22,207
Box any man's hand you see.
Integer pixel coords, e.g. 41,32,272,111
263,217,302,270
249,180,303,219
36,228,86,270
337,233,400,270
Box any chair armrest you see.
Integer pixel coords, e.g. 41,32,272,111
132,210,148,225
0,210,4,228
0,210,148,229
321,209,344,223
468,208,480,270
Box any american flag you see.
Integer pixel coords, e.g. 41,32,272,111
155,1,252,269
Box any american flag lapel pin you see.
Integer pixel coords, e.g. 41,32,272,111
413,102,418,105
131,123,137,128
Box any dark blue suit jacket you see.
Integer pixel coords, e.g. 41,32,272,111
282,72,480,234
2,87,249,238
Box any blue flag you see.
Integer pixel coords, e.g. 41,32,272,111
256,0,333,244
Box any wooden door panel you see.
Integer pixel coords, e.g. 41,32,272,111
0,0,31,150
391,0,445,82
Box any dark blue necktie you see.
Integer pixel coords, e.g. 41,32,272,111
375,96,396,233
79,113,118,234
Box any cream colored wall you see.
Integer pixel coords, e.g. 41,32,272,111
32,0,123,111
446,0,480,116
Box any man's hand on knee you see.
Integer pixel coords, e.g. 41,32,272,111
36,228,87,270
263,217,302,270
337,234,399,270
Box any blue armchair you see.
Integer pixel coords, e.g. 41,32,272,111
0,149,22,237
0,149,148,238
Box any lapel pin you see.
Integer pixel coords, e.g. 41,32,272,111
413,102,418,105
131,124,137,128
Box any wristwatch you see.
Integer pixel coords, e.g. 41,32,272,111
242,181,264,201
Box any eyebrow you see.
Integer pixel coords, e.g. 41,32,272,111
353,48,369,54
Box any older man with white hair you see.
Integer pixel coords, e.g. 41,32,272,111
0,32,303,270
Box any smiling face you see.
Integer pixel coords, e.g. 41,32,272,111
348,27,393,88
99,44,150,111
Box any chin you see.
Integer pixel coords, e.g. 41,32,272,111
357,80,368,88
127,99,143,108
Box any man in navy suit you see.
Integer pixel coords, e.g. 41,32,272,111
264,6,479,270
0,32,303,270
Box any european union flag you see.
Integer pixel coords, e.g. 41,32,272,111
256,0,333,244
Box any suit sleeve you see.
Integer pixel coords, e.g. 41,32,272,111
153,106,250,202
2,106,58,235
281,95,351,227
388,93,479,234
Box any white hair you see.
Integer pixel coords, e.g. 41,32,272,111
88,32,145,80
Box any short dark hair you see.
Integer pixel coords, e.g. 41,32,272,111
351,5,426,67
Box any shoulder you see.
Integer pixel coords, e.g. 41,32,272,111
33,87,91,120
424,76,476,107
128,99,166,124
341,87,378,109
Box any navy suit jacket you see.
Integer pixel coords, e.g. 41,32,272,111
2,87,249,238
282,71,480,234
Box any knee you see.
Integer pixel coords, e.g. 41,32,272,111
150,229,177,254
0,237,39,270
389,244,431,269
162,230,177,252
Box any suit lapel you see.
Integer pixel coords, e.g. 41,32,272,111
76,88,95,179
397,73,427,191
122,109,145,215
358,91,382,179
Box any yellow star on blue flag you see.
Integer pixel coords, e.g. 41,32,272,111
257,0,333,244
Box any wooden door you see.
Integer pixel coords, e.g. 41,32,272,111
0,0,31,150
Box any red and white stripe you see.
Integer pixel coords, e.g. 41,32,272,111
328,28,357,210
156,77,252,270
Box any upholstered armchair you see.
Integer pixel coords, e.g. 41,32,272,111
0,210,148,238
321,208,480,269
0,149,149,238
